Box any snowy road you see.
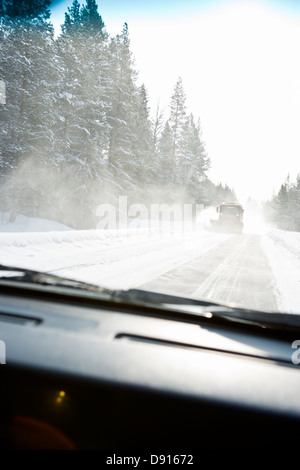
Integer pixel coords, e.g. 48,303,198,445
141,233,279,312
0,213,300,313
49,230,232,291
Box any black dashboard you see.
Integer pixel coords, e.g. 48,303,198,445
0,282,300,459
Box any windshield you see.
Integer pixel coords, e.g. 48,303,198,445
0,0,300,315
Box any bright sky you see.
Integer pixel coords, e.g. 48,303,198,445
50,0,300,203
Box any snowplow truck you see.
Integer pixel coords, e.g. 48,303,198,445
210,202,244,233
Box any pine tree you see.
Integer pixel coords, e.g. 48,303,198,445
61,0,81,35
276,177,290,229
81,0,105,31
107,23,139,194
131,84,154,187
272,174,300,231
158,121,174,184
180,114,210,201
152,102,165,159
55,0,110,227
292,174,300,230
0,0,55,218
168,77,187,182
0,0,51,19
157,78,210,202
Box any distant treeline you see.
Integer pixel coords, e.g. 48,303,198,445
0,0,236,228
264,174,300,232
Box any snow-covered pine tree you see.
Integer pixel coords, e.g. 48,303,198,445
215,183,237,204
269,174,300,231
158,120,174,184
157,78,210,203
0,0,56,218
168,77,187,183
130,84,154,191
152,102,165,161
55,0,110,228
180,114,210,202
0,0,51,19
106,22,140,198
290,175,300,231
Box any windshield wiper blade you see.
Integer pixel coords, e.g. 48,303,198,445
114,288,221,307
117,288,300,332
0,264,112,295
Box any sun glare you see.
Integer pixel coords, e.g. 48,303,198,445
127,1,300,202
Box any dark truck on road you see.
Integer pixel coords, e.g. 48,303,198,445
210,202,244,233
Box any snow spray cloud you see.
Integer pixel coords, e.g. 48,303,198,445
96,196,205,232
0,155,98,229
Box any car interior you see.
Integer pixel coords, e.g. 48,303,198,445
0,277,300,456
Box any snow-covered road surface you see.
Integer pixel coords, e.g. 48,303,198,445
0,213,300,313
141,233,279,312
49,231,233,290
0,222,231,289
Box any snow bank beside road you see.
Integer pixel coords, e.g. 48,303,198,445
262,228,300,313
0,212,71,232
0,225,185,273
267,229,300,258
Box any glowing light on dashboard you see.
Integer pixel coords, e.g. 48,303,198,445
56,390,66,404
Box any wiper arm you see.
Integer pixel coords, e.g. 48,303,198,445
117,288,300,333
0,264,112,295
115,288,221,307
0,264,218,306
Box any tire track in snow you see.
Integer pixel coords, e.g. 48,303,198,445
141,234,279,312
50,230,231,289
